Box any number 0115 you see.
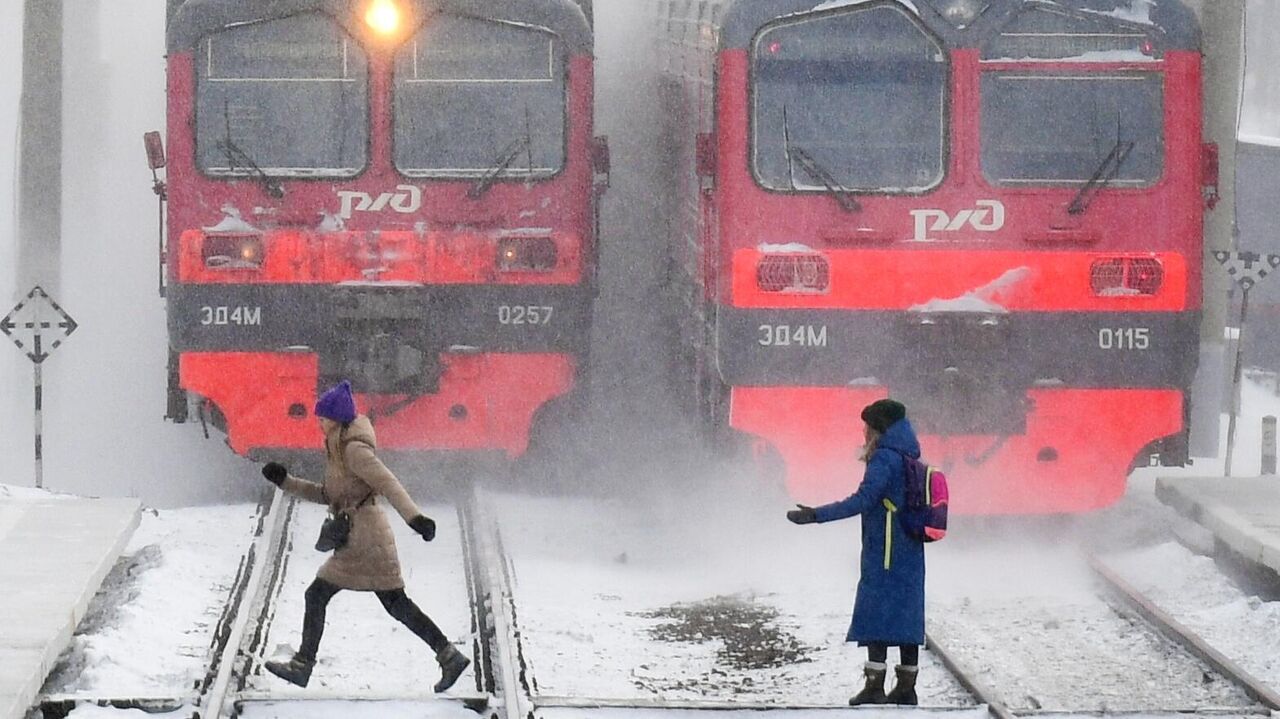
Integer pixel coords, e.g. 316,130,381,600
1098,327,1150,350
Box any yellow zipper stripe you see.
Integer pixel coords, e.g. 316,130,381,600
882,498,895,570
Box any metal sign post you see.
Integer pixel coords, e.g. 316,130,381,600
1,286,78,488
1212,251,1280,476
1264,416,1277,476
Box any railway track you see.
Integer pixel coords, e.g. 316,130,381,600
35,491,1280,719
923,552,1280,719
196,484,510,719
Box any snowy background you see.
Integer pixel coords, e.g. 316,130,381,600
0,2,257,504
2,3,1278,717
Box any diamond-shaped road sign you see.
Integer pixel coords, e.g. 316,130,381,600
1,286,78,364
1212,251,1280,292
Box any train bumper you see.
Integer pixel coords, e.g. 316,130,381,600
730,385,1184,514
181,351,574,457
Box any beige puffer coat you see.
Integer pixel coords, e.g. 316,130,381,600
280,415,424,591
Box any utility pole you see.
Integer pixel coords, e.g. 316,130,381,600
1188,0,1246,458
16,0,63,296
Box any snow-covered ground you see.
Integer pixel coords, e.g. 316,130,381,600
247,500,475,698
539,710,989,719
43,503,261,698
62,701,478,719
0,482,72,500
1103,542,1280,692
926,533,1259,713
487,489,971,707
237,699,482,718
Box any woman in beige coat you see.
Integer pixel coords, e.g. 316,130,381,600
259,380,470,691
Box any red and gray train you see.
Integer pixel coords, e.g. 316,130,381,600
151,0,605,465
649,0,1211,513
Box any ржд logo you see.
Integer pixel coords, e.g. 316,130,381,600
337,185,422,219
910,200,1005,242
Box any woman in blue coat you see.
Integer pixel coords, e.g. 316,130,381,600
787,399,925,706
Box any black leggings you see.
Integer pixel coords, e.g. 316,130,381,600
297,578,448,661
867,643,919,666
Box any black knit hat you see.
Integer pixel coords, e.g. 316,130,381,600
861,399,906,433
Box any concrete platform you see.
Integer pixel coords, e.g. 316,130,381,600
1155,476,1280,578
0,495,141,719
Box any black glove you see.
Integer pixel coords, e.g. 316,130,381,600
787,504,817,525
262,462,287,487
409,515,436,542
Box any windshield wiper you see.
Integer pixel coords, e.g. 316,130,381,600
1067,137,1134,215
217,138,285,199
467,136,532,200
219,103,284,199
783,106,861,213
469,107,536,200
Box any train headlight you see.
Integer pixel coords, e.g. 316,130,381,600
365,0,402,36
203,233,265,270
496,237,558,272
757,254,830,293
1090,257,1163,296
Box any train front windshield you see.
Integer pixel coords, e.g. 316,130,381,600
980,72,1164,186
751,6,947,193
978,5,1166,187
394,17,567,178
194,13,369,177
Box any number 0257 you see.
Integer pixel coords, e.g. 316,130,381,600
498,305,553,325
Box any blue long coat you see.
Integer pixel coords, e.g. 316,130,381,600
814,418,926,646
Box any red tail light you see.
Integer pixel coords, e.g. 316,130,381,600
1127,258,1164,295
203,233,264,270
1090,257,1163,296
757,254,830,293
497,237,558,272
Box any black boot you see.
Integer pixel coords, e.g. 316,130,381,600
264,654,315,688
434,645,472,693
849,662,888,705
886,664,919,705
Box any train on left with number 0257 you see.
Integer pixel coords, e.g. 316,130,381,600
144,0,608,469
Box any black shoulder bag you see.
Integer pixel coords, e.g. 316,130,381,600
315,491,374,552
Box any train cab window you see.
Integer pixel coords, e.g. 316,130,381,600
751,6,947,194
195,13,369,177
393,16,566,178
979,7,1164,187
981,71,1163,187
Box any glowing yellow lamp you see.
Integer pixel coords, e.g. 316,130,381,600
365,0,401,35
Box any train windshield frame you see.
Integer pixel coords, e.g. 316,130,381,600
750,6,948,195
194,13,370,178
393,16,567,179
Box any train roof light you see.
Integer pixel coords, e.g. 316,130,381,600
931,0,988,29
365,0,402,36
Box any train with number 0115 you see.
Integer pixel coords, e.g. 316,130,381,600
146,0,607,468
648,0,1212,513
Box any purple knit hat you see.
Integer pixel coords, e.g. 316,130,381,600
315,380,357,424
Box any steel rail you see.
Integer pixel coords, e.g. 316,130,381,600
925,629,1019,719
196,488,294,719
1087,553,1280,712
464,487,534,719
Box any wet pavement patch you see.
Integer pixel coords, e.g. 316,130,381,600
634,594,812,671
